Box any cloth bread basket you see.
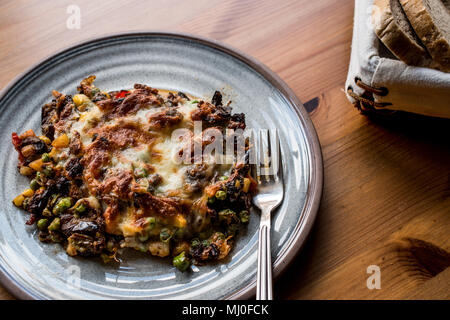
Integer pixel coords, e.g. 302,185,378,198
346,0,450,118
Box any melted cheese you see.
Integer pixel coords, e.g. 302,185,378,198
56,93,224,238
67,99,199,197
151,135,187,193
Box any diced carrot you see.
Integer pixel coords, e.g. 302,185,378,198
19,129,35,139
52,134,69,148
29,158,43,172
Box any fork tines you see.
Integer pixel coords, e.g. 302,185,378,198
254,129,281,182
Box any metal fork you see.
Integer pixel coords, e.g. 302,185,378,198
252,129,284,300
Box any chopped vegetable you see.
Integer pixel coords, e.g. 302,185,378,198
215,190,227,200
115,90,130,99
19,166,34,176
138,232,149,242
41,153,50,162
243,178,251,193
52,197,72,215
29,159,44,172
173,214,187,228
73,94,88,106
22,188,34,197
48,218,61,231
21,145,35,157
42,166,54,177
160,228,172,243
11,132,21,149
37,219,49,231
145,217,156,230
38,135,51,145
29,179,40,191
172,251,190,272
52,134,69,148
74,203,86,214
239,210,249,224
13,194,25,207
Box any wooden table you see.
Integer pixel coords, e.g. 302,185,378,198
1,0,448,300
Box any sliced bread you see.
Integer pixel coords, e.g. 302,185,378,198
372,0,432,66
399,0,450,72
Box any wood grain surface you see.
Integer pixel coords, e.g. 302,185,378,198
0,0,448,300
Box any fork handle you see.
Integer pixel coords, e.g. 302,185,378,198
256,221,273,300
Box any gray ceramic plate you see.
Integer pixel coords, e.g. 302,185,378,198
0,32,322,300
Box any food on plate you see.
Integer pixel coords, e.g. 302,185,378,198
11,75,256,271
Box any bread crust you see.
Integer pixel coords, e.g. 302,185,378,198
399,0,450,72
373,0,432,66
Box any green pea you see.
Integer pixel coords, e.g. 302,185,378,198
75,203,86,213
160,228,172,243
239,210,249,224
22,198,30,209
42,208,52,217
190,238,201,249
52,197,72,215
52,205,63,215
207,197,215,205
218,209,235,218
48,217,61,231
219,175,228,181
41,153,50,162
30,179,40,191
138,232,149,242
49,194,59,206
35,171,43,183
215,190,227,200
37,218,48,230
43,166,54,177
173,251,190,272
145,217,156,230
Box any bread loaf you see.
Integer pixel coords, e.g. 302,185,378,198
372,0,432,67
399,0,450,72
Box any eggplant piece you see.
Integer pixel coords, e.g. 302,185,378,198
65,157,84,179
177,91,190,101
60,213,103,237
66,233,105,257
211,91,222,106
41,101,58,140
21,136,47,155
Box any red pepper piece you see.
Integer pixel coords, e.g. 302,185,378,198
115,90,130,99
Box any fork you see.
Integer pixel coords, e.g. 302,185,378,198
252,129,284,300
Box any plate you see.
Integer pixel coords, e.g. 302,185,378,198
0,32,323,299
